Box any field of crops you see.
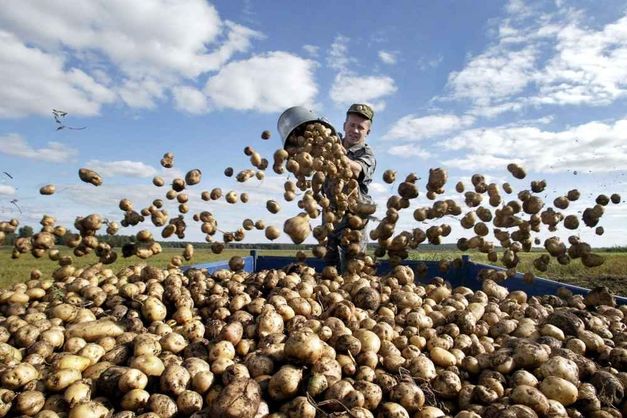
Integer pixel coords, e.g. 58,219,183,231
2,247,626,296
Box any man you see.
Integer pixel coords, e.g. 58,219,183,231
323,103,376,272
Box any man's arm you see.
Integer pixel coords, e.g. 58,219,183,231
346,159,363,178
350,147,376,182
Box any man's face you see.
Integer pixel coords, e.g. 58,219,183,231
343,113,371,148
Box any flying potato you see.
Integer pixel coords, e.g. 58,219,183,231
78,168,102,186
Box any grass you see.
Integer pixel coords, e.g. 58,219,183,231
1,247,626,296
408,250,627,296
0,247,296,288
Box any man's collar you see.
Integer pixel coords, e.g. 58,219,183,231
343,140,367,152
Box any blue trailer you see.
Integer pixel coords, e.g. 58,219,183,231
187,250,627,305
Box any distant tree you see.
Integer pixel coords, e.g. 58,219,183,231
2,233,17,246
18,225,33,238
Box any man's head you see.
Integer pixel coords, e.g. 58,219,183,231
343,103,373,147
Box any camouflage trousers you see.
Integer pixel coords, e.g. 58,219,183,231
323,215,369,273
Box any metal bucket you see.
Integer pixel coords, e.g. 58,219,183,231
277,106,336,147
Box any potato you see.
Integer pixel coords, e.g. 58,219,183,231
77,344,107,370
129,354,165,377
210,378,261,418
211,357,234,375
265,226,281,241
121,388,150,411
209,340,236,362
148,394,177,418
377,402,410,418
65,320,125,342
182,358,211,378
578,329,605,352
353,329,381,354
266,200,281,214
219,322,244,346
118,368,148,392
430,347,457,367
0,388,15,416
407,355,436,381
184,169,202,185
510,385,550,415
14,390,45,415
82,362,114,381
68,401,110,418
191,370,215,394
540,324,564,341
64,380,92,407
513,341,549,369
160,364,191,395
1,363,39,389
142,297,167,322
268,365,303,400
283,214,311,244
511,370,538,387
258,306,284,337
306,372,328,398
176,390,203,415
40,184,56,195
432,370,462,398
539,376,578,405
78,168,103,186
382,169,396,184
590,370,624,407
46,368,82,391
535,356,579,384
284,327,324,364
416,406,445,418
389,381,425,412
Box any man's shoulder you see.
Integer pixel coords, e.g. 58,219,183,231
349,142,375,156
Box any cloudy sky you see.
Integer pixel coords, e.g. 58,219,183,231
0,0,626,247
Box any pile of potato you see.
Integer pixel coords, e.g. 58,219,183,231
0,256,625,418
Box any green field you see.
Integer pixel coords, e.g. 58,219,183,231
1,247,625,296
408,251,627,296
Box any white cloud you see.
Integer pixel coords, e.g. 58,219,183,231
447,46,537,105
172,85,209,114
204,51,318,112
0,185,16,195
325,35,397,110
303,45,319,57
383,114,475,141
327,35,352,71
378,50,397,65
417,55,443,71
85,160,158,178
533,16,627,107
0,1,264,117
441,117,627,173
505,0,531,16
117,77,167,110
0,1,235,78
387,145,433,159
0,31,116,117
369,182,389,194
330,73,397,110
445,8,627,116
0,133,78,162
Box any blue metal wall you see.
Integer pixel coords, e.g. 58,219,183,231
185,251,626,304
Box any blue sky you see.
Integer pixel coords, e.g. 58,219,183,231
0,0,626,247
